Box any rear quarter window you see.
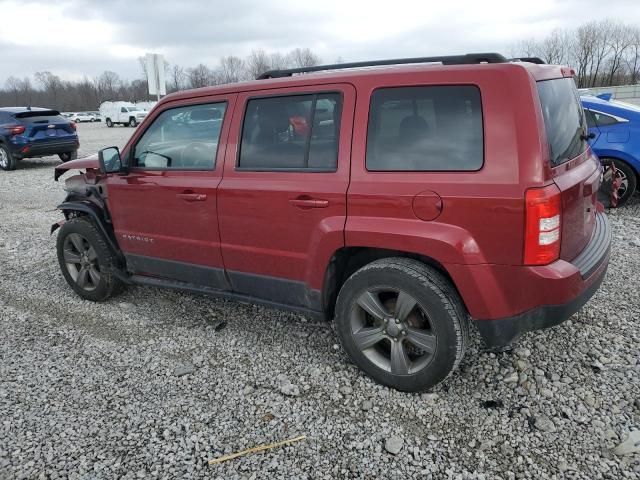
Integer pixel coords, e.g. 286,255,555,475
366,85,484,171
537,78,587,166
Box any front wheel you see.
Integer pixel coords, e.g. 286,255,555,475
0,144,17,171
56,217,125,301
58,150,78,162
128,117,137,127
334,258,468,392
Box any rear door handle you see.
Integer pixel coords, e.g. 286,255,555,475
289,197,329,209
177,193,207,202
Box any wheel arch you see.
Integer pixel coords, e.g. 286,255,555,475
54,198,123,262
321,246,467,319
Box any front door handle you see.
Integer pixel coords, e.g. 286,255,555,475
177,192,207,202
289,197,329,209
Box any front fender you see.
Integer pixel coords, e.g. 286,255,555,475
52,199,122,258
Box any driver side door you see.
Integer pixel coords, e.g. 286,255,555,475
106,95,236,290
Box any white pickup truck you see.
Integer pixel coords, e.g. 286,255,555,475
99,102,148,128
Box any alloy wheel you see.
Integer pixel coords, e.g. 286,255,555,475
62,233,101,291
615,168,628,198
349,288,436,375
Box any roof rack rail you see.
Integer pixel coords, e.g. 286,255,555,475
256,52,508,79
510,57,545,64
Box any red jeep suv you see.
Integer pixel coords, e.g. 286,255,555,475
52,53,611,391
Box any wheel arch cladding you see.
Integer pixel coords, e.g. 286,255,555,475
321,246,467,319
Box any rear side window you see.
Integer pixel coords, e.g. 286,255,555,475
537,78,587,166
366,86,483,171
592,111,619,126
239,93,342,171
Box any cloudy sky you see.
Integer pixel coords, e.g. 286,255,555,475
1,0,639,83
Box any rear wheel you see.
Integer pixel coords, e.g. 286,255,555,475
0,144,16,171
106,118,113,128
128,117,137,127
56,217,125,301
58,150,78,162
334,257,468,392
606,158,637,206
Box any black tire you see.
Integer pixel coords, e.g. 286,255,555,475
0,144,17,171
56,217,125,301
106,118,113,128
128,117,137,127
58,150,78,162
335,257,468,392
604,158,637,207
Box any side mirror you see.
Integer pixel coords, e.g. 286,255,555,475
98,146,124,174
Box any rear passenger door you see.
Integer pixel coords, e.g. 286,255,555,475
218,84,355,310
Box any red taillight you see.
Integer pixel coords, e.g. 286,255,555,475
69,122,77,131
9,125,25,135
524,184,562,265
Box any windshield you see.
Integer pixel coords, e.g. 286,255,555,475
537,78,587,167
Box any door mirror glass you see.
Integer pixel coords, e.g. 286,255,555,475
98,146,122,173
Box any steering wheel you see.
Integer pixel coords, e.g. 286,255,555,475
180,142,213,168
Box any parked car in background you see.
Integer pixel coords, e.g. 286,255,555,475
68,112,95,123
53,54,610,391
88,111,102,122
0,107,78,170
582,94,640,206
99,101,148,127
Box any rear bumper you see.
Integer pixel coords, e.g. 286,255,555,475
11,139,79,159
474,261,608,348
449,211,611,348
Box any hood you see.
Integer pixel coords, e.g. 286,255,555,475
54,153,100,181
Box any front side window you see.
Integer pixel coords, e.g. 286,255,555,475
366,86,483,171
239,93,342,170
133,102,227,169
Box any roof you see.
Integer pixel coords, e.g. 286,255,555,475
159,61,568,106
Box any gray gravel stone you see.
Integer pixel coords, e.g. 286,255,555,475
174,364,196,377
534,415,557,433
0,123,639,478
384,435,404,455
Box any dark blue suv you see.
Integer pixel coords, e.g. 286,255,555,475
0,107,79,171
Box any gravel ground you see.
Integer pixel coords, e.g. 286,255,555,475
0,122,639,479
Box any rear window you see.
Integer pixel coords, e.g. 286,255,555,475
16,115,67,124
366,85,484,171
537,78,587,166
14,110,59,119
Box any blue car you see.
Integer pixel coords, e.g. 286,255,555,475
0,107,79,171
581,94,640,206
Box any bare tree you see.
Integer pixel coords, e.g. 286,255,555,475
34,71,63,106
5,76,21,104
624,26,640,84
572,23,598,87
269,52,289,70
606,23,633,86
246,49,272,79
287,48,320,68
170,64,185,92
218,56,247,84
187,64,212,88
538,29,571,65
